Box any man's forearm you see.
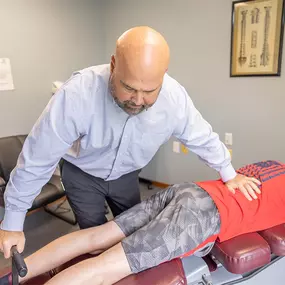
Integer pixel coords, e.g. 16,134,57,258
173,88,237,182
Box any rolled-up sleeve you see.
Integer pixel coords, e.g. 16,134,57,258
173,85,237,182
1,75,84,231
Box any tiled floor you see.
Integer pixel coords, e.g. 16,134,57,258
0,182,163,269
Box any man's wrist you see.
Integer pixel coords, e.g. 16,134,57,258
219,164,237,182
0,210,27,232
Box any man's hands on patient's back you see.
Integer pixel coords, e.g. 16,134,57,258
0,229,25,258
225,174,261,201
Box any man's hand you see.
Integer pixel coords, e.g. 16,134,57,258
225,174,261,201
0,229,25,258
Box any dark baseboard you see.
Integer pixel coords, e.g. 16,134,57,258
139,177,169,189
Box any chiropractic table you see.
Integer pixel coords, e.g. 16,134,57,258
5,222,285,285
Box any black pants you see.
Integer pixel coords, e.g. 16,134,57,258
60,160,141,229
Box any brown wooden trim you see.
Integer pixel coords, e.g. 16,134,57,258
152,181,170,188
139,177,170,189
27,196,67,215
47,196,67,207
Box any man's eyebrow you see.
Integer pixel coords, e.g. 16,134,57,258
120,80,160,92
120,80,136,90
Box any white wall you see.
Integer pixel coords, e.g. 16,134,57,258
0,0,104,137
103,0,285,183
1,0,284,184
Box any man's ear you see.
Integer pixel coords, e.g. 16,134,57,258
110,55,115,73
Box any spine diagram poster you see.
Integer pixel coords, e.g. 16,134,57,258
230,0,285,76
0,58,15,91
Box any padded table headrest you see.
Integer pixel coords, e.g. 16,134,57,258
259,224,285,256
211,223,285,274
211,233,271,274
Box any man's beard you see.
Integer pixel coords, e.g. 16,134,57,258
114,97,152,115
109,76,153,115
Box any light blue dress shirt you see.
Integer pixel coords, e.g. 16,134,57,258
1,64,236,231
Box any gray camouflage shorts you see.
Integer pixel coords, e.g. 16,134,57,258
113,182,221,273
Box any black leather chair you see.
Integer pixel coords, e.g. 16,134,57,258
0,134,76,225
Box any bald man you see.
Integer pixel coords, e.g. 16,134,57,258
0,26,260,258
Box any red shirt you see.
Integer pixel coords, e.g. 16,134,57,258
196,160,285,242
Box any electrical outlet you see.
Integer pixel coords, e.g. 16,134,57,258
225,133,233,146
173,141,180,153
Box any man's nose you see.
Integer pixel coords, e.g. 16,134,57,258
132,92,144,106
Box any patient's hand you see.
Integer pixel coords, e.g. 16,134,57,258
225,174,261,201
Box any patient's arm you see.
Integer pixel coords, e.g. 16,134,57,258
20,221,125,283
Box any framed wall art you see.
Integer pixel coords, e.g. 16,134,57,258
230,0,285,77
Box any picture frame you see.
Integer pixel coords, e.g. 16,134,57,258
230,0,285,77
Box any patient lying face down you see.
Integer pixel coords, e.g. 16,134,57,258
2,160,285,285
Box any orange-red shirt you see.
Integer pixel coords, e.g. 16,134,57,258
196,160,285,242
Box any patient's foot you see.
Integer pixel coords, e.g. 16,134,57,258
0,272,12,285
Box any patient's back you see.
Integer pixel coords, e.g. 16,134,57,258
196,160,285,242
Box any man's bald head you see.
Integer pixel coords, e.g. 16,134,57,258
109,26,170,115
115,26,170,77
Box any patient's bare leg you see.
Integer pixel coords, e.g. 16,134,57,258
20,221,125,283
44,243,131,285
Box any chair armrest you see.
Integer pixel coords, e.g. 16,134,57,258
0,177,5,187
0,177,6,207
0,177,6,193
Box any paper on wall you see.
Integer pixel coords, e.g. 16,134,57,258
0,58,14,91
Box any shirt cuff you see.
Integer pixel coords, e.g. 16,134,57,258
219,164,237,182
0,210,27,232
